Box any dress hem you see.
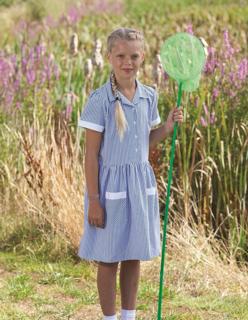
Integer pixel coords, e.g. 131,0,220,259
77,251,161,263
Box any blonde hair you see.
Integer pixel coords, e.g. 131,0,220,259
107,28,145,141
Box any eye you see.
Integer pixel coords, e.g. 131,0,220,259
117,54,124,58
131,54,139,60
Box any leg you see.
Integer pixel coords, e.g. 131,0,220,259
119,260,140,310
97,261,119,316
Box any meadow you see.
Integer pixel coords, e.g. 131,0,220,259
0,0,248,319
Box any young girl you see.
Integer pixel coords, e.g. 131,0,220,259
78,27,183,320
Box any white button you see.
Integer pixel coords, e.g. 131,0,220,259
135,148,138,152
134,121,136,124
135,135,137,139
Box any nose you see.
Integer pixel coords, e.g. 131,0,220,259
123,56,132,65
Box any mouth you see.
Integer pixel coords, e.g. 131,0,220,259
122,69,133,73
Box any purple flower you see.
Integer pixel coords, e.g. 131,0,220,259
67,6,81,24
40,70,47,85
238,58,248,81
16,102,21,109
200,116,208,127
204,47,217,74
44,15,57,28
13,79,20,91
65,104,73,120
210,112,216,124
5,92,14,106
26,68,36,85
36,44,46,60
15,19,27,33
229,71,238,87
212,88,219,102
21,57,28,74
223,29,235,60
203,103,209,117
186,23,193,35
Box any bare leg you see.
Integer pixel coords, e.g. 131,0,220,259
97,261,119,316
119,260,140,310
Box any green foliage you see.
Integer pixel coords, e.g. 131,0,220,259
6,274,34,301
0,0,15,7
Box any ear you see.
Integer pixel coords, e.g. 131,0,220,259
141,51,145,64
107,51,112,64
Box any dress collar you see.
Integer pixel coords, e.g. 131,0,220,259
106,77,148,106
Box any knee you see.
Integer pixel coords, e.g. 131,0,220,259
98,261,119,273
121,260,140,266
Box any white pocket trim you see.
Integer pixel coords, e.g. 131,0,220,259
106,191,127,200
146,187,156,195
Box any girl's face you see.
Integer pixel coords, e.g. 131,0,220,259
107,39,144,81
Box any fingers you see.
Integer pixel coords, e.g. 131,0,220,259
88,217,104,228
172,106,183,122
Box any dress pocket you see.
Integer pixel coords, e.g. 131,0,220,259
146,187,156,196
104,191,128,224
146,186,160,248
104,191,129,251
146,186,159,217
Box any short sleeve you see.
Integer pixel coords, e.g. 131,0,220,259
78,90,105,132
151,90,161,128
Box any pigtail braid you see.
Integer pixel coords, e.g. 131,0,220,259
110,71,129,141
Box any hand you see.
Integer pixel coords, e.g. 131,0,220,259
164,106,183,136
88,200,105,228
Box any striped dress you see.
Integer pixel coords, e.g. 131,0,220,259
77,78,162,263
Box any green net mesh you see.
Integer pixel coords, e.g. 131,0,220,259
160,32,207,92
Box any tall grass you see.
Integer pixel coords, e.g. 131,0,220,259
1,110,85,252
0,0,247,267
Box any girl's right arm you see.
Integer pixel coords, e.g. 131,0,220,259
85,128,105,228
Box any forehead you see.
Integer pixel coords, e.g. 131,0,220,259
110,39,144,53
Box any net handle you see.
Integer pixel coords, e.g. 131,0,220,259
157,81,183,320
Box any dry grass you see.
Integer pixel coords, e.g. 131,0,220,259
141,217,248,299
1,113,85,250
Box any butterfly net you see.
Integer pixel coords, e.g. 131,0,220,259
160,32,207,92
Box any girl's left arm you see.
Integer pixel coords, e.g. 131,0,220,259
149,106,183,151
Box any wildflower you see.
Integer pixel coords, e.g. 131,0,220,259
92,39,104,70
152,54,163,87
26,68,36,85
212,88,219,102
200,116,208,127
65,104,73,120
223,29,235,60
238,58,248,81
84,58,93,79
70,33,79,56
186,23,193,35
210,112,216,124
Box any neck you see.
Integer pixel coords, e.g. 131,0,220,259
114,74,136,92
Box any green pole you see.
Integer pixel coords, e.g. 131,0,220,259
157,82,183,320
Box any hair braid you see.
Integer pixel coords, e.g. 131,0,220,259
110,71,129,141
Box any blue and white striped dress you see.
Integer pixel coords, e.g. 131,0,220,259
78,78,162,263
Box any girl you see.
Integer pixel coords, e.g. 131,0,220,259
78,28,183,320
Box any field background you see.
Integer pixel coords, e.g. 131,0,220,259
0,0,248,319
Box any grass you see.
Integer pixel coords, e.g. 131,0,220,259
1,250,248,320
